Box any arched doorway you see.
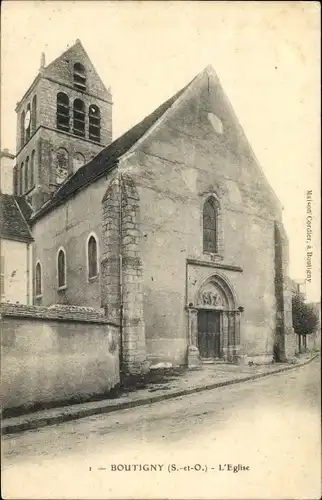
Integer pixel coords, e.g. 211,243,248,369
188,274,241,364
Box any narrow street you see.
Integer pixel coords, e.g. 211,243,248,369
2,358,321,500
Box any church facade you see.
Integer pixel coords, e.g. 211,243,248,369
5,40,295,374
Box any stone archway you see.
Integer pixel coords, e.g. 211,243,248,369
187,274,241,367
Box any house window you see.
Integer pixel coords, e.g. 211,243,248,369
89,105,101,142
35,262,42,296
57,248,66,289
31,95,37,134
87,234,99,279
24,156,29,192
30,150,36,187
57,93,70,132
73,62,86,91
203,197,218,254
73,99,85,137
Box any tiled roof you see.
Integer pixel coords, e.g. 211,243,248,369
0,193,33,242
31,78,193,222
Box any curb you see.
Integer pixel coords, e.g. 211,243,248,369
2,353,319,435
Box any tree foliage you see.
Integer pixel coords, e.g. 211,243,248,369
292,293,319,336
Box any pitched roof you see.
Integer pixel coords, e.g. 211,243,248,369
0,193,33,242
31,77,194,222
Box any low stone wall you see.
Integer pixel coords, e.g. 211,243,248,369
0,303,120,410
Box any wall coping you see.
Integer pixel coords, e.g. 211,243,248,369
0,303,118,326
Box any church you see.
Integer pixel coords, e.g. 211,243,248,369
1,40,295,375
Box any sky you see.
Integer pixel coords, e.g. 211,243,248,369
1,1,320,301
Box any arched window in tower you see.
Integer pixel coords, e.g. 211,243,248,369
24,157,29,192
72,152,85,172
20,111,25,148
56,93,70,132
87,234,99,279
25,104,31,142
57,248,67,289
73,62,86,91
89,105,101,142
19,163,24,195
73,99,85,137
31,95,37,133
55,148,69,185
35,262,42,297
203,197,219,254
30,150,36,188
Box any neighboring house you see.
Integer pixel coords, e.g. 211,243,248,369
0,149,34,304
2,40,295,373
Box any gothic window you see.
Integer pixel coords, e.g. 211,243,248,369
73,99,85,137
89,105,101,142
57,248,66,289
73,62,86,91
25,104,31,142
203,197,218,254
55,148,69,185
72,152,85,172
87,234,99,279
30,150,35,187
24,156,29,192
19,163,24,195
57,93,70,132
20,111,25,148
13,166,18,195
31,95,37,133
35,262,42,296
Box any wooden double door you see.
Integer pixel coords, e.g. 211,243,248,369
197,310,221,359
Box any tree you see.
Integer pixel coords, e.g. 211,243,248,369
292,293,320,350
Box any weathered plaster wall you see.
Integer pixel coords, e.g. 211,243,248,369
119,72,283,365
0,239,32,305
31,177,109,307
1,304,119,410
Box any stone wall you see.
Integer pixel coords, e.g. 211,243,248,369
118,70,284,365
274,221,296,361
0,303,119,410
101,175,147,374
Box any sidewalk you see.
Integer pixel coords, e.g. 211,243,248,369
2,352,319,435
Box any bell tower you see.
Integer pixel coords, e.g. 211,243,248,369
14,39,113,211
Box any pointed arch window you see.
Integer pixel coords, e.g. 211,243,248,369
24,156,29,192
57,93,70,132
87,234,99,279
25,104,31,142
35,262,42,297
20,111,25,148
89,105,101,142
73,62,86,91
31,95,37,133
73,99,85,137
19,163,24,195
30,150,35,187
57,248,67,289
203,197,219,254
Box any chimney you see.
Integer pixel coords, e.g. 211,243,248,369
40,52,46,69
0,149,15,195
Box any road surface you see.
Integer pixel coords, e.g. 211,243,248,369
2,357,321,499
